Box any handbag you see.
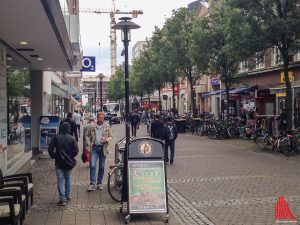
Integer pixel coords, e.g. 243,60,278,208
81,148,91,163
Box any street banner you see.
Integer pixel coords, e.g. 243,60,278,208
128,160,167,213
39,116,59,150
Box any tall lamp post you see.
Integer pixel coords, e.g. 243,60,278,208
112,17,140,204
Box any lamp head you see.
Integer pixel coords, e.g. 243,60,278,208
112,17,140,42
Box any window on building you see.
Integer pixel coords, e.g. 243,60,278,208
272,46,283,66
294,51,300,62
238,61,248,72
255,53,265,69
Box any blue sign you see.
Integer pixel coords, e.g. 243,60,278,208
81,56,96,72
211,78,220,86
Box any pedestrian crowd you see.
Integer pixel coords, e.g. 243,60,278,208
48,108,178,206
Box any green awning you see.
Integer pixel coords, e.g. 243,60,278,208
52,81,80,97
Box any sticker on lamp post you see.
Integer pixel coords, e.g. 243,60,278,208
81,56,96,72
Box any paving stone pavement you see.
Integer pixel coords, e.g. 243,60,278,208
23,123,300,225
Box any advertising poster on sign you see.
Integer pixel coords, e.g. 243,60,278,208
128,160,167,213
39,116,59,150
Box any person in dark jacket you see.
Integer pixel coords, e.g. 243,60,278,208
48,122,79,206
129,108,140,137
60,112,78,142
150,114,164,140
163,117,178,164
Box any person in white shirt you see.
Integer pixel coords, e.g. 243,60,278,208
73,110,82,137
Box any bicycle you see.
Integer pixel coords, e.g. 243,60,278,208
107,139,126,202
107,159,123,202
254,132,281,152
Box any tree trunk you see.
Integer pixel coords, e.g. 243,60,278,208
188,67,195,117
158,88,161,114
283,56,293,129
148,91,151,111
190,83,195,117
171,81,176,112
225,81,230,123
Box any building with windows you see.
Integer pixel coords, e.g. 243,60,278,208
0,0,81,175
132,41,148,59
81,76,109,112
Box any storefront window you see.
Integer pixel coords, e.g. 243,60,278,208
6,48,31,168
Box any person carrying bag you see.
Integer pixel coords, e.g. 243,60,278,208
48,122,79,206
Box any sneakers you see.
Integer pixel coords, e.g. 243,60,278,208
87,184,96,192
57,200,66,206
66,196,71,202
97,183,103,190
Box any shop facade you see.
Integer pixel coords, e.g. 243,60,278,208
0,0,79,175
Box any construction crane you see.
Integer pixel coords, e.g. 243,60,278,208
80,1,143,76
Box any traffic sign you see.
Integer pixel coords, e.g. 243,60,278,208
81,56,96,72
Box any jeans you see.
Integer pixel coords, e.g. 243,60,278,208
131,124,138,137
90,145,106,185
55,165,71,201
164,141,175,163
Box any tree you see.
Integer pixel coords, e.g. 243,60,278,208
164,8,202,115
191,3,261,121
130,52,155,108
107,65,125,101
229,0,300,128
8,69,30,98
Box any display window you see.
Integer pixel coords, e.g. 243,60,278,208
6,48,31,168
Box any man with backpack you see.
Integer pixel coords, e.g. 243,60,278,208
48,122,79,206
163,116,178,164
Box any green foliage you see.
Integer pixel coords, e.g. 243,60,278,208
130,51,155,97
107,65,125,101
8,69,30,97
228,0,300,128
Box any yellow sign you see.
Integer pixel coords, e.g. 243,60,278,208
276,93,286,97
280,71,293,83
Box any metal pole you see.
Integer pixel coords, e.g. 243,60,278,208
292,74,295,129
100,76,103,112
124,27,130,145
219,78,222,119
94,91,97,114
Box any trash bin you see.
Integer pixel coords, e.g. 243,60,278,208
175,119,186,133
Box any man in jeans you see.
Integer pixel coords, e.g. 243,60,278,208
163,117,178,164
85,112,113,191
48,122,79,206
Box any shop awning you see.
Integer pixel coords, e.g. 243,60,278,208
51,82,80,98
203,89,226,97
269,80,300,94
229,86,256,94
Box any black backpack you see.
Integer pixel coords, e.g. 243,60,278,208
167,125,175,141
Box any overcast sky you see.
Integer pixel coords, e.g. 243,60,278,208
78,0,194,77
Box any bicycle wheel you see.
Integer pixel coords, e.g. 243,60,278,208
280,138,296,157
254,135,267,151
108,167,123,202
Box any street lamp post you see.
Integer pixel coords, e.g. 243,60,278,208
112,16,140,206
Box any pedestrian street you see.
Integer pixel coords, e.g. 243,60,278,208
23,123,300,225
